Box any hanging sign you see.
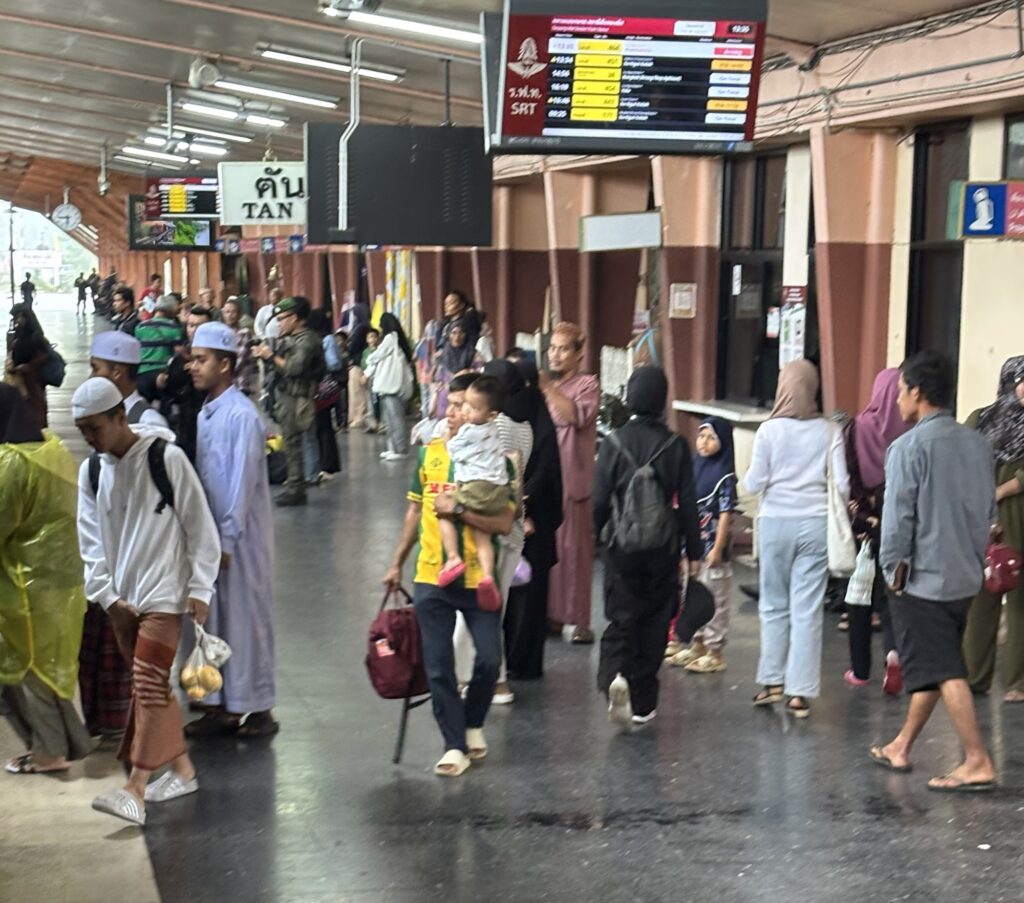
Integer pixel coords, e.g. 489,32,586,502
779,303,806,368
217,161,307,227
960,181,1024,238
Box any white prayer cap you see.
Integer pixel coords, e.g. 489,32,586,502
72,377,124,420
90,330,141,365
191,322,238,354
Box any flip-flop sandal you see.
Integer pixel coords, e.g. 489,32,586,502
786,699,811,719
466,728,488,762
434,749,471,777
4,754,69,775
869,746,912,773
475,577,502,612
92,788,146,826
437,561,466,588
184,713,239,738
753,687,784,706
927,775,996,793
236,712,280,738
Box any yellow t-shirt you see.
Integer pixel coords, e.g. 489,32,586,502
408,439,503,589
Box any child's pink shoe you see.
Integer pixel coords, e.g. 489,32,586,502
438,561,466,588
476,577,502,612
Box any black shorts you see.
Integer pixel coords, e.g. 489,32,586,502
888,591,971,693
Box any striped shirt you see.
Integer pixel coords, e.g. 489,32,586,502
135,317,186,373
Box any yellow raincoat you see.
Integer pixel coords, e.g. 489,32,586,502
0,434,86,699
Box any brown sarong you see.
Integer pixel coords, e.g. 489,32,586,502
111,612,187,771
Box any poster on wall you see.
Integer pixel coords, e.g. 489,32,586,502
669,282,697,319
779,303,806,368
218,161,307,227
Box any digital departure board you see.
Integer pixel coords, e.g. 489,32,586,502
144,175,219,220
493,0,767,155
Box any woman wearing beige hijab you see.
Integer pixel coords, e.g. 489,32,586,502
742,360,850,718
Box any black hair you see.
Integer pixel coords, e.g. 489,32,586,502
367,327,381,337
150,273,161,282
469,374,505,413
307,309,331,338
900,351,956,410
505,346,526,360
291,296,312,321
448,289,471,309
122,363,140,381
211,349,238,372
169,292,183,303
101,401,126,419
189,305,213,320
114,286,135,304
448,372,477,394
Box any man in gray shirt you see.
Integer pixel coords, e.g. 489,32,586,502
871,351,997,792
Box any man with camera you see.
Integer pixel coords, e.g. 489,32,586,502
255,296,325,507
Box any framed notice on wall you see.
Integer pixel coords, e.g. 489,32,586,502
669,282,697,318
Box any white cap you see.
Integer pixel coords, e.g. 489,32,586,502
191,321,238,354
90,331,141,365
72,377,124,420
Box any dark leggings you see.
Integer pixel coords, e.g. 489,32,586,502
848,568,896,680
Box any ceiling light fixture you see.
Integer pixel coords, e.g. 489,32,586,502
187,142,228,157
121,146,190,163
323,9,482,45
144,135,168,146
246,113,287,128
181,101,239,120
215,79,337,109
155,124,253,144
258,47,402,82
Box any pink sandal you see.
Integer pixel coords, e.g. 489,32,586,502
476,577,502,612
438,561,467,588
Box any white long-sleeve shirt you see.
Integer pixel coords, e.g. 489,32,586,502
742,417,850,519
77,431,221,614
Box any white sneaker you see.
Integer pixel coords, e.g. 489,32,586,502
144,770,199,803
608,674,633,731
631,710,657,727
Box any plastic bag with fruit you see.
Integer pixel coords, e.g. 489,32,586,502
179,624,232,701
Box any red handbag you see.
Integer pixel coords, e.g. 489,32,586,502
984,542,1021,596
365,587,430,700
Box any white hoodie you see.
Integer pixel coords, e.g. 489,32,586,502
77,425,221,614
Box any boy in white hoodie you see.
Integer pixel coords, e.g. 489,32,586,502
73,377,220,827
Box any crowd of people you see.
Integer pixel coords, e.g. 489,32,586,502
1,280,1017,822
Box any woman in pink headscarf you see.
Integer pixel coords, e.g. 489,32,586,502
541,322,600,644
843,368,911,691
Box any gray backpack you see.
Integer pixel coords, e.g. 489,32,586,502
602,432,678,555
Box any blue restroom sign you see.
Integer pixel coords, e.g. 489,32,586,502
961,182,1009,237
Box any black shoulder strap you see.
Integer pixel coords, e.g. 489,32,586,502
88,450,100,496
126,398,148,425
147,438,175,514
606,431,637,470
647,433,680,467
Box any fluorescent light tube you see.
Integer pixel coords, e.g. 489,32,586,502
157,124,253,144
215,79,337,109
121,146,190,163
181,102,239,121
188,142,228,157
246,113,287,128
259,48,401,82
345,10,482,45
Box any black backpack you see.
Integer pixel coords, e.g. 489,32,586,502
602,432,679,556
88,438,175,515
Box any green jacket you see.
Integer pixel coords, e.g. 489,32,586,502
275,327,325,400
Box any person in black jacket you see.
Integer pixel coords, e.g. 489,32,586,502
593,367,702,728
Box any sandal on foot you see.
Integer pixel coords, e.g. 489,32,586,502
669,645,705,668
184,712,239,739
869,746,912,773
92,789,145,826
753,687,784,706
144,770,199,803
570,626,595,645
236,711,280,738
686,653,726,674
466,728,488,762
434,749,471,777
475,577,502,612
4,754,69,775
927,774,996,793
437,561,466,588
1003,690,1024,704
786,697,811,719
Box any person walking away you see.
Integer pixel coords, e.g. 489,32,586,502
255,297,325,507
308,310,341,477
670,416,737,673
72,378,220,825
593,367,702,728
5,303,50,431
75,273,89,315
842,368,910,690
502,356,563,681
135,295,185,403
19,273,36,311
542,321,600,644
111,288,140,335
871,352,998,792
186,323,278,738
383,376,514,776
438,374,511,612
743,360,849,719
364,313,413,462
0,386,92,774
963,355,1024,703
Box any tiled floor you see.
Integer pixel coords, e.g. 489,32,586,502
4,297,1024,903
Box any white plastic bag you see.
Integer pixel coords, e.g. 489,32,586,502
826,426,857,578
196,623,232,668
844,542,876,607
179,624,231,701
